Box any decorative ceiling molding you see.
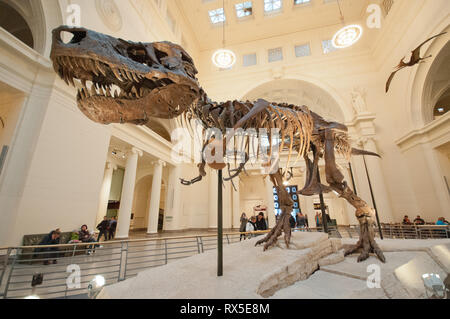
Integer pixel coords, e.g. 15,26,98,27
95,0,123,32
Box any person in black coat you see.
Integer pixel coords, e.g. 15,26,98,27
255,212,268,231
36,230,61,265
289,214,296,228
96,216,109,242
108,216,117,240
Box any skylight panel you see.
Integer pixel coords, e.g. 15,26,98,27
209,8,226,24
264,0,282,13
294,0,310,5
268,47,283,62
295,43,311,57
235,1,253,18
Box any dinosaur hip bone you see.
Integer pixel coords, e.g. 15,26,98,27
50,26,385,263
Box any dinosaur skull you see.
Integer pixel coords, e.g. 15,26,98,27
50,26,201,124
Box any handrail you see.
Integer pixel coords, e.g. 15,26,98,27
2,224,448,250
0,229,274,250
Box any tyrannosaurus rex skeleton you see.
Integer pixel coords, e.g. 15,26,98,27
50,26,385,263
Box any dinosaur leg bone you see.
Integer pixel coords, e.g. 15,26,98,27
255,170,293,250
329,182,386,263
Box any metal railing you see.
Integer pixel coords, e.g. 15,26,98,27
0,231,258,299
0,224,447,299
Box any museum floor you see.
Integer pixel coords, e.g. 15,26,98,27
98,233,450,299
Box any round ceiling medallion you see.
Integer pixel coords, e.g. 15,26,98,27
332,24,363,49
95,0,122,32
212,49,236,69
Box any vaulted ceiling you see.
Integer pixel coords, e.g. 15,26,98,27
175,0,370,51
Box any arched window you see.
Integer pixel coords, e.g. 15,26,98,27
433,88,449,120
0,1,34,49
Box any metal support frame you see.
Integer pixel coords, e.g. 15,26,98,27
362,155,383,240
315,166,329,234
217,170,223,277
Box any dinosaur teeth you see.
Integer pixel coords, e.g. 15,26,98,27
91,61,99,76
91,84,97,96
112,68,123,82
95,60,107,76
131,72,140,82
125,70,134,81
131,86,138,97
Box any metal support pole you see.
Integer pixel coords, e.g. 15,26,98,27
362,155,383,240
348,162,358,195
316,166,328,234
217,170,223,277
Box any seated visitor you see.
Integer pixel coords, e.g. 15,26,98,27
108,216,117,240
255,212,267,231
36,230,61,265
79,225,95,242
96,216,110,242
239,213,248,241
402,215,412,225
246,216,257,238
436,217,449,226
413,215,425,225
79,224,97,254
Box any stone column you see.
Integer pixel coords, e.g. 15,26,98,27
208,168,218,229
96,162,117,225
164,164,182,230
359,137,394,223
147,160,166,234
223,180,232,229
116,147,142,239
232,179,240,229
265,176,276,228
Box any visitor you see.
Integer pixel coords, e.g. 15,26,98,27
296,212,308,230
402,215,412,225
315,212,322,227
289,214,296,229
256,212,268,231
108,216,117,240
36,230,61,265
96,216,109,242
413,215,425,225
246,216,257,238
79,224,97,254
436,217,449,226
239,213,248,241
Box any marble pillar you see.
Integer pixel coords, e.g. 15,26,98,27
96,161,117,226
164,164,182,231
232,179,240,229
116,147,142,239
147,160,166,234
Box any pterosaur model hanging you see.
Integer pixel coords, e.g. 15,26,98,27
385,32,447,93
51,26,385,262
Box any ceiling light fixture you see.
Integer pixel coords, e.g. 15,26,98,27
332,0,363,49
212,0,236,69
